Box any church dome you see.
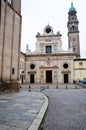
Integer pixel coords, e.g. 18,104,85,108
69,2,76,11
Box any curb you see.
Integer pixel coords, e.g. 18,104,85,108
28,94,48,130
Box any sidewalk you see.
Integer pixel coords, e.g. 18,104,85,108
0,90,48,130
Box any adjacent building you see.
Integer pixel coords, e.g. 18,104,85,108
0,0,21,92
74,59,86,81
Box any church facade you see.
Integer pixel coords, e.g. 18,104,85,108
20,3,81,84
25,25,76,84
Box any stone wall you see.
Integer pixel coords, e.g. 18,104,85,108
0,0,21,92
0,82,19,93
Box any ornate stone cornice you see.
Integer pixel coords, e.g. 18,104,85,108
61,70,70,73
39,65,58,69
28,71,36,74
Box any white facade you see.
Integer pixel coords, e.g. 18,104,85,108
23,25,76,84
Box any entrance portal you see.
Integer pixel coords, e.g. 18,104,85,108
64,74,68,83
30,74,34,83
46,70,52,83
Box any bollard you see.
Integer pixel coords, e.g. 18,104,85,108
29,84,31,92
75,84,77,89
56,84,58,89
47,84,49,89
66,85,68,89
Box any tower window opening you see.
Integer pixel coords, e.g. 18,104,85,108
7,0,13,5
72,26,75,31
73,26,76,31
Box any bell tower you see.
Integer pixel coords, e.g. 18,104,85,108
67,2,80,57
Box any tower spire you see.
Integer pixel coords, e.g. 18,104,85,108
69,1,76,11
26,44,30,54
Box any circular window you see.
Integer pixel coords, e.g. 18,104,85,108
63,63,68,69
46,28,51,33
30,64,35,69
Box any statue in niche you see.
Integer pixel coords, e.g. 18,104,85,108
41,71,43,79
54,71,57,80
47,58,50,65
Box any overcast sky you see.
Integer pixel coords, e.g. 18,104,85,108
21,0,86,58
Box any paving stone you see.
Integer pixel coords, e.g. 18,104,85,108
7,119,31,129
27,110,39,114
23,112,36,117
0,124,10,130
20,115,34,122
8,126,26,130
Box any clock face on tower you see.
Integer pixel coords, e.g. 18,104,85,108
46,28,51,33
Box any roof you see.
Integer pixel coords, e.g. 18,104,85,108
74,58,86,61
69,2,76,11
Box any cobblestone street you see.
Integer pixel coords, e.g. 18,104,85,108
42,89,86,130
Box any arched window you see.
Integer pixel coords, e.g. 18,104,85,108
71,26,76,31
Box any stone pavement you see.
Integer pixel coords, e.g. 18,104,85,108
42,89,86,130
0,90,48,130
